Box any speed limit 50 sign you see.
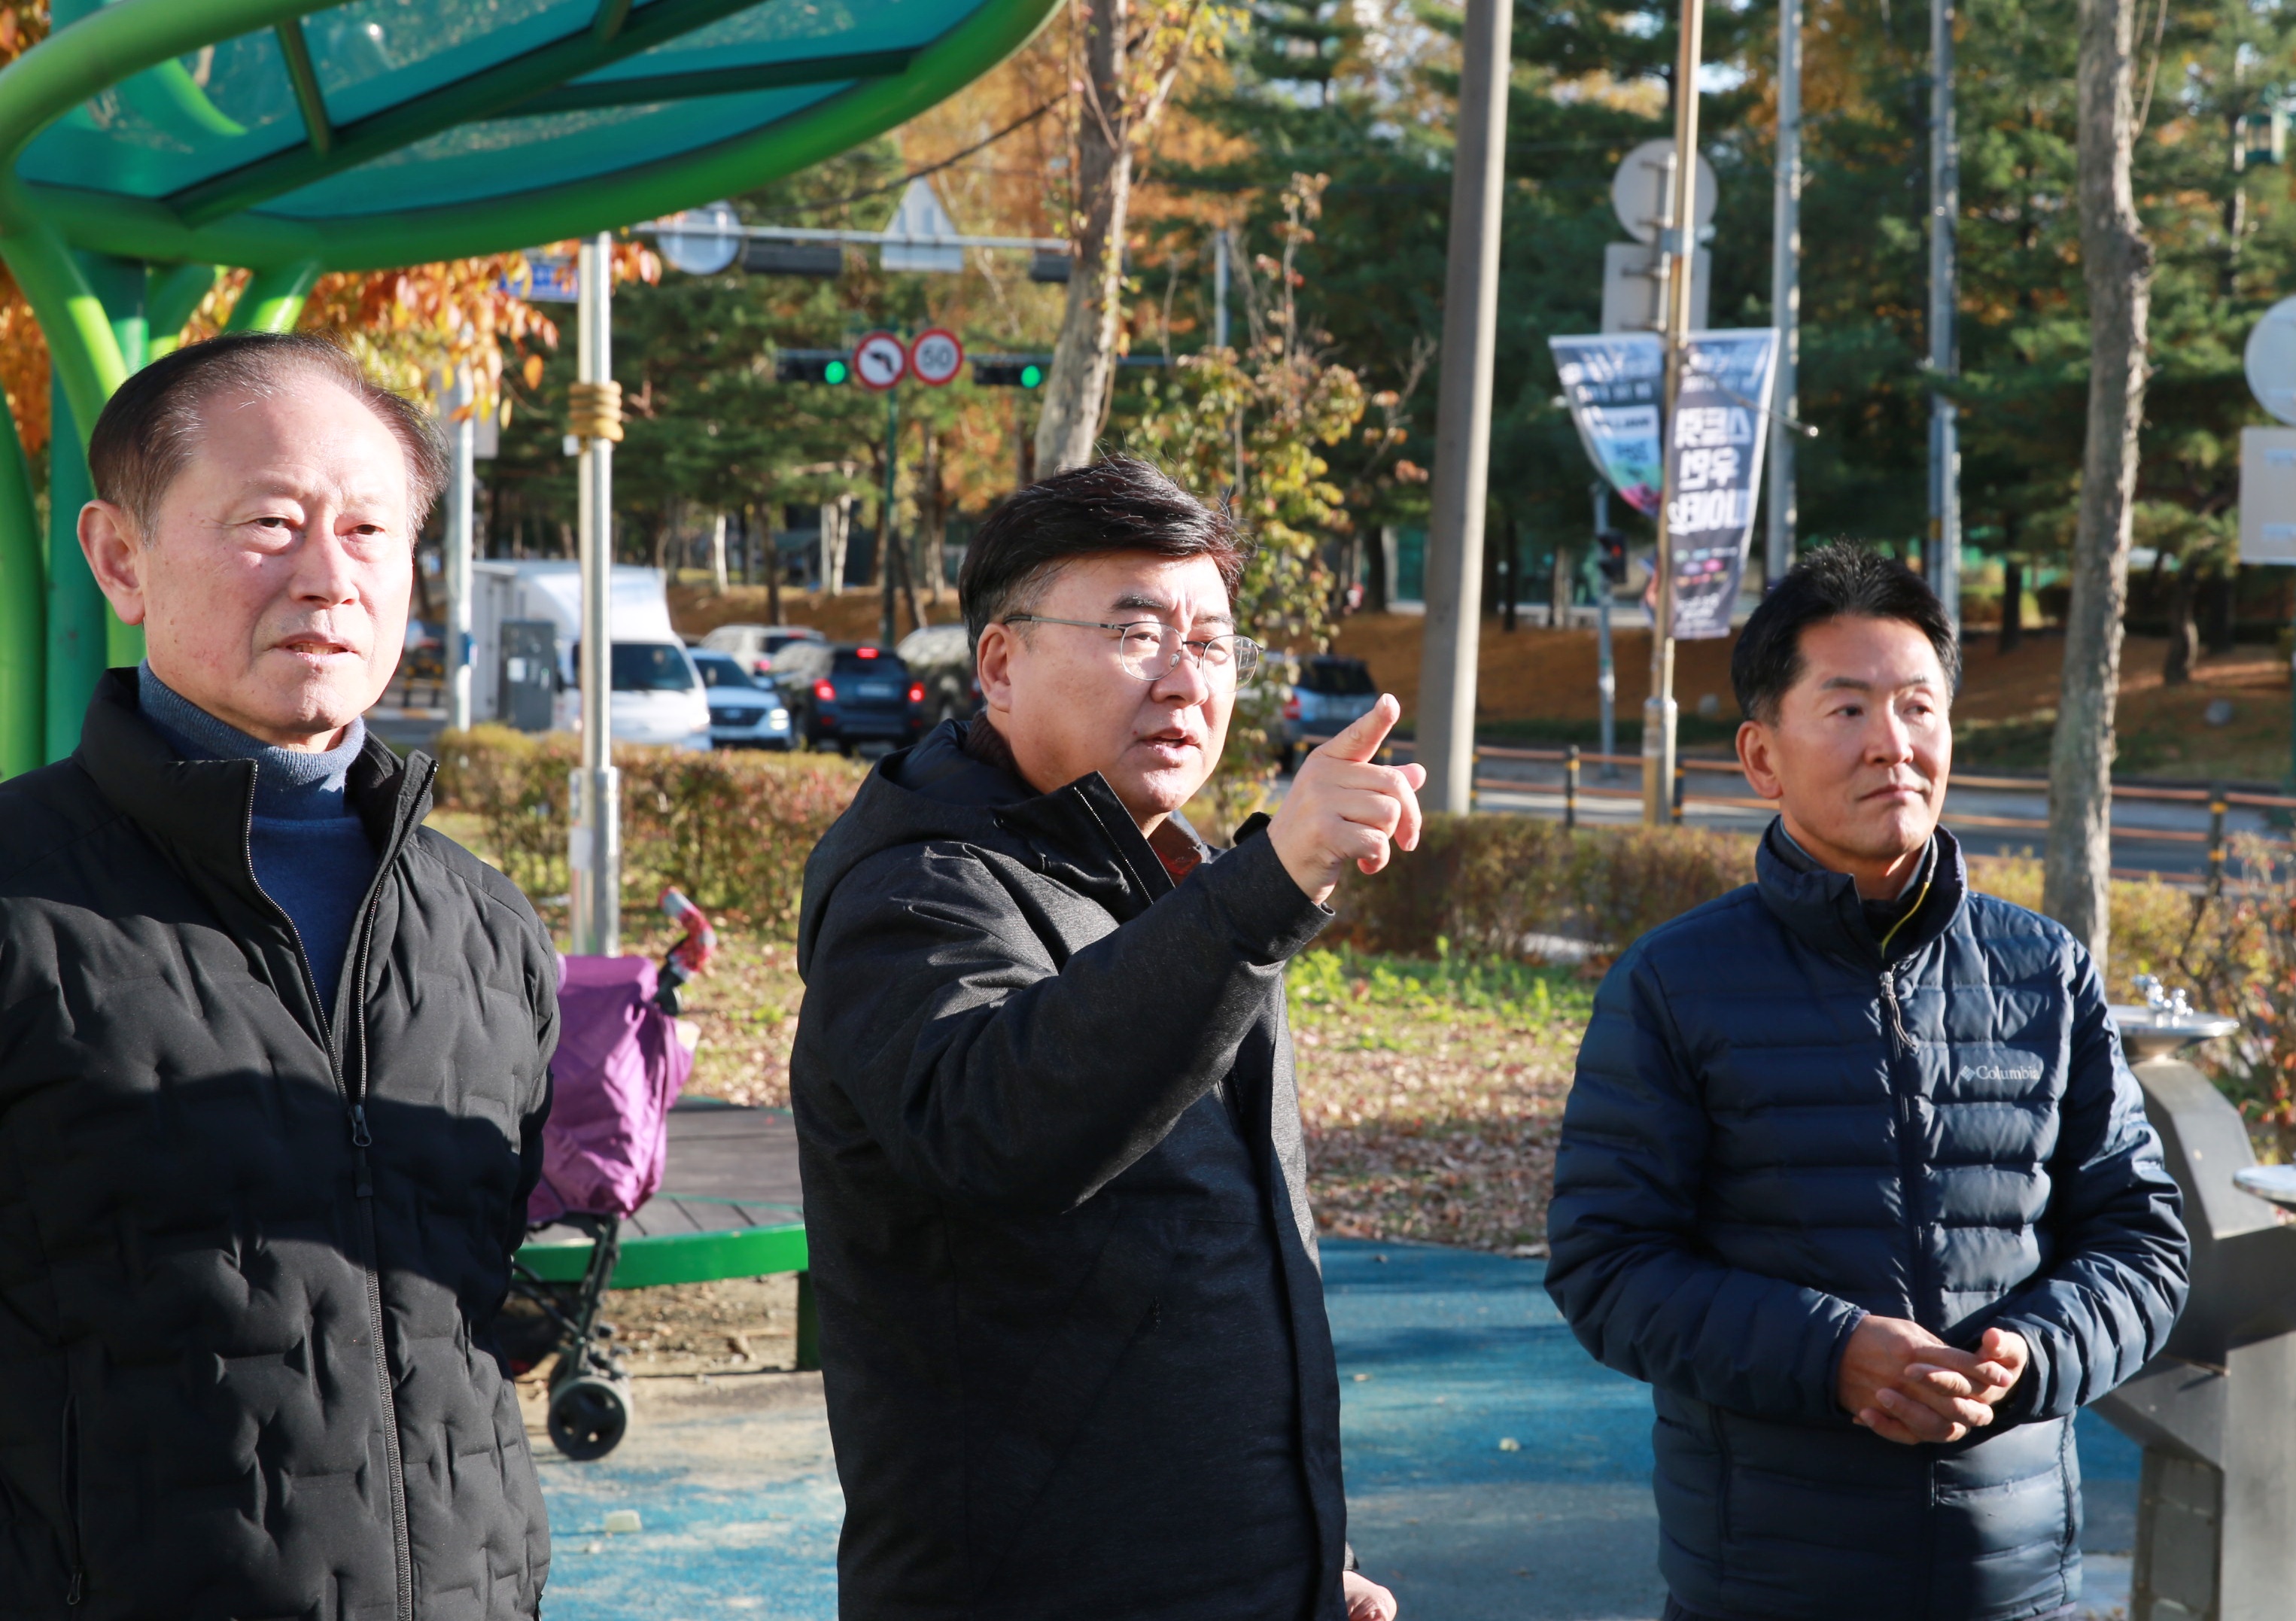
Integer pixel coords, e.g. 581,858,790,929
910,328,964,387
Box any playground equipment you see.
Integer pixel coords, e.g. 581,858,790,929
0,0,1059,778
2096,981,2296,1621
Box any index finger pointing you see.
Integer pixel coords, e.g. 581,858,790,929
1320,694,1400,764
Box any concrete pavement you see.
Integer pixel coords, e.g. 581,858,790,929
534,1239,2142,1620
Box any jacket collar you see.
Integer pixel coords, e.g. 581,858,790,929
74,668,435,890
1753,817,1966,969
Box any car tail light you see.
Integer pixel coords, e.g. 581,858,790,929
1282,693,1302,720
908,683,925,705
812,679,836,702
856,646,879,659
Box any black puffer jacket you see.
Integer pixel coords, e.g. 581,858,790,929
0,671,557,1620
1546,824,2188,1621
792,721,1347,1621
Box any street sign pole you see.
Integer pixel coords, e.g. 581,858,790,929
1767,0,1802,588
1645,0,1707,826
1928,0,1962,634
571,233,620,957
1416,0,1513,814
444,366,476,734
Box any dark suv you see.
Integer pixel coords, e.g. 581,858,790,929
787,643,929,753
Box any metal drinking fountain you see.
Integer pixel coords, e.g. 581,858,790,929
2094,978,2296,1621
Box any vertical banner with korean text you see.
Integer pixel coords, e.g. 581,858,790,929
1549,333,1665,516
1666,328,1780,639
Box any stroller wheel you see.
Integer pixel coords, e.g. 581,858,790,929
547,1374,633,1461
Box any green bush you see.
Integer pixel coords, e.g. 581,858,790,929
430,726,865,932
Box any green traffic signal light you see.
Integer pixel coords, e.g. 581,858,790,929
825,359,849,385
1020,363,1042,388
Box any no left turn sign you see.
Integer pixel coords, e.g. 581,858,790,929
910,328,964,387
853,331,907,391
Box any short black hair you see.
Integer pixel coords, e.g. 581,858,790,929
89,330,450,537
958,455,1248,646
1730,543,1960,724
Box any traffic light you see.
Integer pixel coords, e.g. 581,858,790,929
1596,528,1628,584
777,351,850,385
975,357,1045,388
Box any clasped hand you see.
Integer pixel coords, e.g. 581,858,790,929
1838,1315,2030,1445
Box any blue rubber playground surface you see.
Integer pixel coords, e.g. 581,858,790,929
536,1239,2142,1619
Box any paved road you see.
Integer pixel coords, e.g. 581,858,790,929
531,1241,2139,1621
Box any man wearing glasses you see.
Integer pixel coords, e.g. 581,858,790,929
792,456,1416,1621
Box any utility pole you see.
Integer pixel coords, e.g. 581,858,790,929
570,234,621,957
443,366,476,734
1644,0,1708,826
1767,0,1802,588
1929,0,1962,632
1416,0,1513,814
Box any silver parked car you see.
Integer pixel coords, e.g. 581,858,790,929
700,622,825,678
692,649,794,750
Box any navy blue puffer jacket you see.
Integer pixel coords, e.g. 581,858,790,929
1546,825,2187,1621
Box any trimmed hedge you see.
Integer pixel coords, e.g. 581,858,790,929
430,726,865,932
1327,816,1755,961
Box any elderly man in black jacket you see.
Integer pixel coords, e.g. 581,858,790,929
0,333,557,1619
1545,546,2188,1621
792,456,1416,1621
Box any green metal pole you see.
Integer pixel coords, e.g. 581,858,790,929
91,254,147,669
44,253,145,759
0,391,38,779
224,260,319,332
145,262,220,358
45,377,99,761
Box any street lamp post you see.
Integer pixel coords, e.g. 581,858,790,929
1644,0,1709,826
1416,0,1513,814
1767,0,1802,589
443,366,476,735
1929,0,1962,633
570,234,620,958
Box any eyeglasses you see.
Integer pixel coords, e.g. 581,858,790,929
1002,614,1264,686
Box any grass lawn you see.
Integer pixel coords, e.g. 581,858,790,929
1288,949,1592,1256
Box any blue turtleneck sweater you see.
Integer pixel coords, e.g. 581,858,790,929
137,664,380,1014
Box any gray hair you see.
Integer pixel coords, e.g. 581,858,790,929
87,329,451,537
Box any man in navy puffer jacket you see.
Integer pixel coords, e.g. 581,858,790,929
1546,545,2188,1621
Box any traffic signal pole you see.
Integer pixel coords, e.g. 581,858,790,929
1416,0,1513,814
1644,0,1708,826
880,385,901,646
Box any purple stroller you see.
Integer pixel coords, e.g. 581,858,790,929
506,899,708,1459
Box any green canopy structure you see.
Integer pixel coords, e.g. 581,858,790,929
0,0,1057,777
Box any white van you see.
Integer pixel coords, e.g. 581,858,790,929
471,561,710,750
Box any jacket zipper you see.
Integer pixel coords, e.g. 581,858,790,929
238,764,426,1621
1878,967,1930,1328
59,1395,83,1604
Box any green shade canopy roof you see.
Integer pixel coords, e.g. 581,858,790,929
6,0,1057,272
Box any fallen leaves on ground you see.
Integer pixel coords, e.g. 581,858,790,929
1289,949,1592,1255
